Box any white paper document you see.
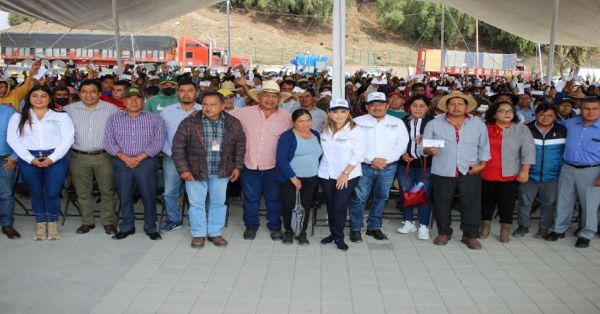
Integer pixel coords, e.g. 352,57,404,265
423,139,445,148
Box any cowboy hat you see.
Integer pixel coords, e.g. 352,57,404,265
437,91,477,113
220,80,239,92
568,90,586,99
248,80,291,102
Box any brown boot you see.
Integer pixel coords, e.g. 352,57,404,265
500,223,511,243
479,220,491,239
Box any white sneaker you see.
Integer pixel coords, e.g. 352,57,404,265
397,221,417,234
417,225,430,240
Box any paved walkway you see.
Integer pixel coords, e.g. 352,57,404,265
1,199,600,314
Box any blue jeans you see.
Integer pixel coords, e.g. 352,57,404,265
18,150,69,223
0,158,16,226
350,163,397,231
240,168,281,230
113,157,158,233
186,175,229,237
397,165,431,226
162,156,184,224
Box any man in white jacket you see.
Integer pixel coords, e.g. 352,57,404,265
349,92,409,242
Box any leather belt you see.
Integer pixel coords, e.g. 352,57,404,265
565,163,600,169
71,149,106,155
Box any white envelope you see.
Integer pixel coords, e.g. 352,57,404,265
423,139,445,148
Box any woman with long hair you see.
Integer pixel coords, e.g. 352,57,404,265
480,101,535,243
7,86,74,240
396,96,434,240
276,109,322,245
318,99,366,251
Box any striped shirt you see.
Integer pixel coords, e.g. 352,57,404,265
201,114,225,176
160,102,202,156
63,100,120,152
103,110,165,157
232,106,292,170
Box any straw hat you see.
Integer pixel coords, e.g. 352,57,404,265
437,91,477,113
568,90,586,99
248,80,291,102
220,80,239,92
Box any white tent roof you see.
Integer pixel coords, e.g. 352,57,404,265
429,0,600,47
0,0,222,31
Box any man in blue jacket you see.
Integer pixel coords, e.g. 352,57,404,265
514,104,566,238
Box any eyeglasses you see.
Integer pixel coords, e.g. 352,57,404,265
497,109,514,114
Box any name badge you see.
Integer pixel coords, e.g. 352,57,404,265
335,138,349,143
386,124,398,129
211,140,221,151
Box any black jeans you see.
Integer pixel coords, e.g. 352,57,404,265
481,180,519,224
280,176,319,232
431,174,481,239
320,177,359,241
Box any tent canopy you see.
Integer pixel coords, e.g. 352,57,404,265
0,0,222,31
428,0,600,47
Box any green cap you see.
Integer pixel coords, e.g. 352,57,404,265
160,75,177,84
125,87,145,98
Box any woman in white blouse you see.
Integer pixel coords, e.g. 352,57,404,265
7,86,74,240
318,99,366,251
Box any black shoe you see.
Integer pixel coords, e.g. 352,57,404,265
544,231,565,241
321,235,335,245
270,229,283,241
349,231,362,243
366,229,388,240
575,237,590,248
297,232,309,246
147,232,162,240
243,228,257,240
512,226,529,237
282,230,294,245
333,239,349,251
112,228,135,240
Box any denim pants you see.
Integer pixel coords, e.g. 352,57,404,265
18,150,69,223
113,157,158,234
240,168,282,230
349,163,397,231
162,155,185,225
397,165,431,226
321,177,359,241
186,175,229,237
516,180,557,231
0,158,16,226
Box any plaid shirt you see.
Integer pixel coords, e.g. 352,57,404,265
201,114,225,176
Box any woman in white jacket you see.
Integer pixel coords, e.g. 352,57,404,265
318,99,366,251
7,86,74,240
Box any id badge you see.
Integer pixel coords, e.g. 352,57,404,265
211,140,221,151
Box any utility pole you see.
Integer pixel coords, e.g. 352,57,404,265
440,3,445,74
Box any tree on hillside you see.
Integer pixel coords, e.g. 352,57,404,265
232,0,355,21
555,45,596,76
8,13,35,26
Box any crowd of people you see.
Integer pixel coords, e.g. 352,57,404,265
0,60,598,251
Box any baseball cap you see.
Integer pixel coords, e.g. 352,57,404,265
366,92,386,105
329,98,350,111
124,87,145,98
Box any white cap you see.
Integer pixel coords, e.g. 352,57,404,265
329,98,350,111
372,77,388,85
366,92,386,104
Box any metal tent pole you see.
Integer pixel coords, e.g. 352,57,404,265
475,18,479,73
226,0,232,64
332,0,346,100
112,0,123,77
440,3,445,74
537,43,543,77
546,0,559,84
